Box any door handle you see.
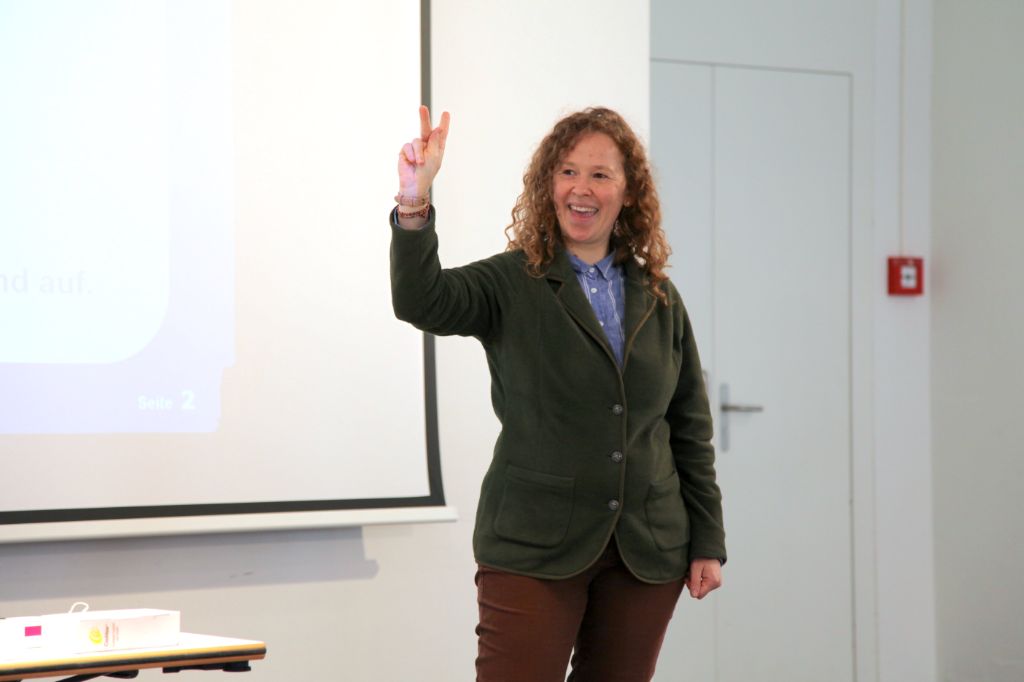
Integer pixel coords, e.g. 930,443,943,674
719,383,763,451
722,403,765,413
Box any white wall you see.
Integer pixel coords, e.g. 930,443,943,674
0,2,648,681
932,2,1024,681
873,2,938,681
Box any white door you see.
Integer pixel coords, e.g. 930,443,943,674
651,62,853,682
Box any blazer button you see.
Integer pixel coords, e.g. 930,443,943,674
607,499,620,511
611,404,624,416
610,451,624,463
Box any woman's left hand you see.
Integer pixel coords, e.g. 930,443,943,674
686,558,722,599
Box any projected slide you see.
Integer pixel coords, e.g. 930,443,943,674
0,1,234,433
0,0,442,531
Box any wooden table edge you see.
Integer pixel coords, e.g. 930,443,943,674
0,637,266,681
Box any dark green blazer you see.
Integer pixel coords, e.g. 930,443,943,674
390,211,726,583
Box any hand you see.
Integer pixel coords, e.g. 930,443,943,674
685,558,722,599
398,105,451,197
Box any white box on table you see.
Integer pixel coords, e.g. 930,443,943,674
0,609,179,654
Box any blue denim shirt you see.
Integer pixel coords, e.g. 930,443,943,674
567,252,626,367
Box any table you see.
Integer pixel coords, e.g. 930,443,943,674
0,633,266,682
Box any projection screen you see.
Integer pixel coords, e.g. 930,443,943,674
0,0,452,542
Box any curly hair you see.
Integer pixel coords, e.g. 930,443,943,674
505,107,671,304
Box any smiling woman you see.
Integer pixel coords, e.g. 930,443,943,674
389,106,725,682
552,132,630,264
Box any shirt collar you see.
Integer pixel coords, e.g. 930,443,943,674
568,251,620,279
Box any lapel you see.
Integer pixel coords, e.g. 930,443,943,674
621,258,658,369
544,250,657,371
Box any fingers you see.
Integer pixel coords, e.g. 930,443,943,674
687,559,723,600
436,111,450,154
401,142,414,165
426,112,451,158
419,105,432,141
686,570,700,599
418,106,450,141
399,140,426,166
689,568,705,599
399,107,449,190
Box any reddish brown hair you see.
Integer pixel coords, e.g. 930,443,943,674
505,107,670,303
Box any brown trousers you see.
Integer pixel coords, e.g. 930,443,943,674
475,539,686,682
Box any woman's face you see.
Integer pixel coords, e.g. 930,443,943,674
552,132,629,263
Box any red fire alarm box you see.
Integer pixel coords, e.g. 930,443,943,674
888,256,924,296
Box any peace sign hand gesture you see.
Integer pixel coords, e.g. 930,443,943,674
398,105,451,198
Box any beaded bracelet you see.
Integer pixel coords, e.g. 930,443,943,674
396,203,430,219
394,193,430,208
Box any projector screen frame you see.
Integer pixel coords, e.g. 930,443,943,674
0,0,456,543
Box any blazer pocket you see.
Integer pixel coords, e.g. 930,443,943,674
493,464,575,548
645,471,690,551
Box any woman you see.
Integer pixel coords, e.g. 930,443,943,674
390,106,726,681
